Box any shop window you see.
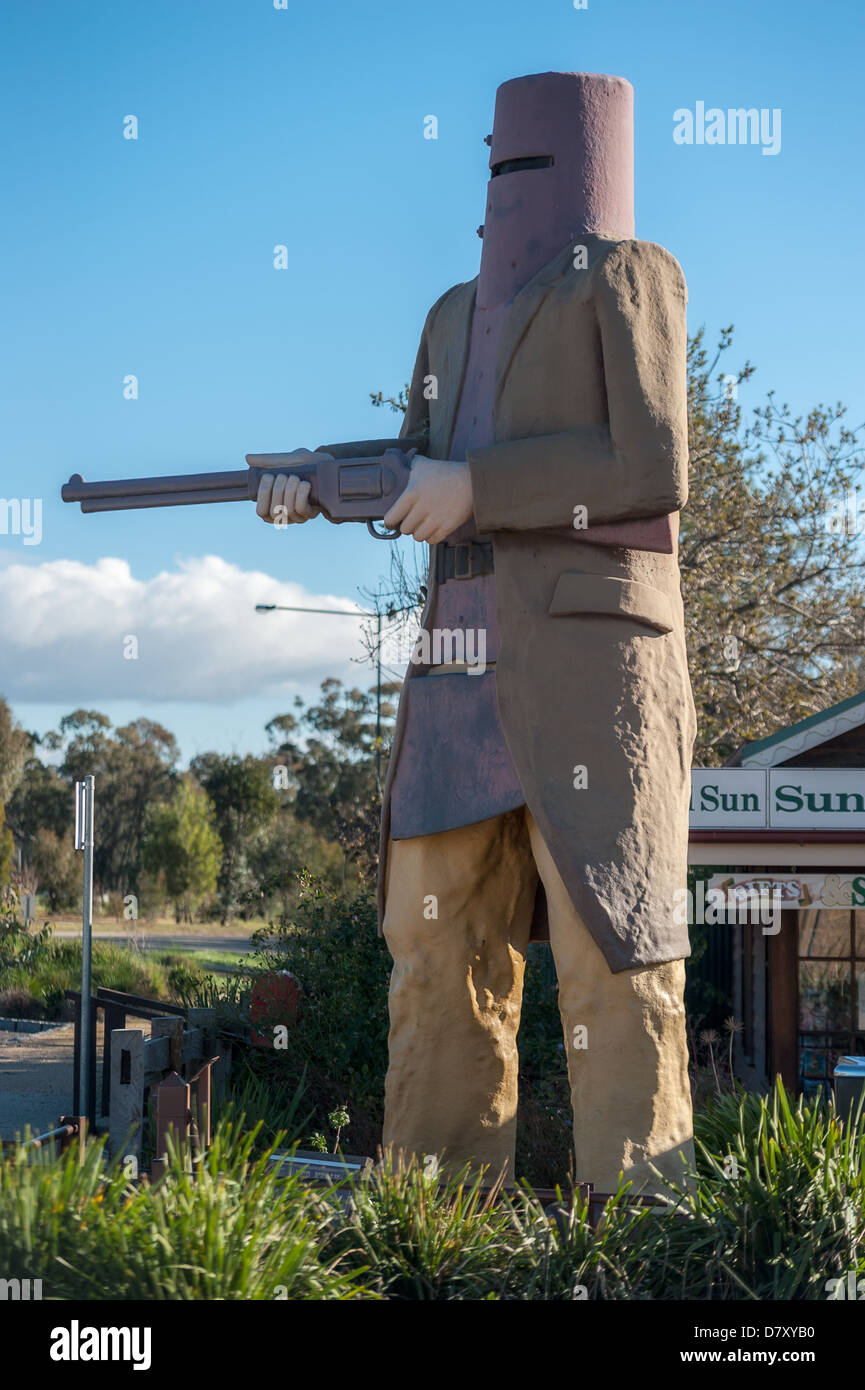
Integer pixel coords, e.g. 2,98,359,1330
798,909,865,1095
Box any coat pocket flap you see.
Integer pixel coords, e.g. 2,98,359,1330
548,572,674,633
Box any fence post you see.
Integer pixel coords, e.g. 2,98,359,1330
188,1057,220,1150
57,1116,87,1164
150,1015,184,1073
100,1000,127,1118
197,1062,212,1149
87,1002,98,1129
108,1028,144,1164
71,994,81,1115
188,1006,215,1041
190,1007,229,1098
152,1072,191,1183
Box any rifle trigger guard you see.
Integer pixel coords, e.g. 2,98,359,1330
367,519,401,541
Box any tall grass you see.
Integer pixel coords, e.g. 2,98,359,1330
319,1156,517,1300
307,1081,865,1301
321,1158,671,1300
672,1079,865,1299
1,1080,860,1300
0,1122,370,1300
213,1064,312,1155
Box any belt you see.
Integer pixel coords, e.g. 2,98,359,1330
435,539,494,582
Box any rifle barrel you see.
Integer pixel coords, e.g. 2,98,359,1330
62,469,252,504
80,486,251,513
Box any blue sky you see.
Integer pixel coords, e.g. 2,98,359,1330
1,0,863,761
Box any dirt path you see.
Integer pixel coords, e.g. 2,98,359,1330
0,1016,154,1141
1,931,258,1140
0,1022,79,1141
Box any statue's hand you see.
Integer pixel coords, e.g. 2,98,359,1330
255,449,325,525
383,456,474,545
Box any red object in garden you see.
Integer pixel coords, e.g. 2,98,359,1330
250,971,300,1048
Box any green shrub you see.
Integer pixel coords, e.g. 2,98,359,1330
319,1156,518,1300
155,951,209,1001
320,1158,695,1301
0,885,53,986
637,1079,865,1299
319,1081,865,1301
0,934,212,1019
498,1183,666,1301
240,877,391,1157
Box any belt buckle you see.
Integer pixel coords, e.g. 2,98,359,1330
453,542,473,580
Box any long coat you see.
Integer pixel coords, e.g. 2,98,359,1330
320,234,697,972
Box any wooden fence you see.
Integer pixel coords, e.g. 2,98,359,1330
66,987,229,1162
108,1007,228,1164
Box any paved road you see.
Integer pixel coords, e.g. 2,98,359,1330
52,932,254,953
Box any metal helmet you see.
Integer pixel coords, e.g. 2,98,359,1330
477,71,635,307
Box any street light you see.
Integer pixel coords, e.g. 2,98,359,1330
255,602,386,784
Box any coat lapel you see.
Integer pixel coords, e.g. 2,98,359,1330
438,280,476,456
436,244,575,451
493,245,574,413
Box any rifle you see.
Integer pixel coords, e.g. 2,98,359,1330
61,447,418,540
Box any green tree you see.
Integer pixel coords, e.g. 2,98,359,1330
26,827,80,912
244,808,343,917
0,698,32,887
6,754,70,855
142,778,222,923
47,711,179,891
0,805,14,890
266,678,397,882
0,698,31,806
188,754,279,922
682,328,865,763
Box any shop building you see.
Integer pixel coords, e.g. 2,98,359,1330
689,691,865,1094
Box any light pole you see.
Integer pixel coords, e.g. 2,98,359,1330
73,775,95,1126
255,603,385,785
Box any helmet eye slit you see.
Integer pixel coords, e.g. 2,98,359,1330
490,155,554,177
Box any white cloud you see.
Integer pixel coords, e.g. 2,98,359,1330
0,554,376,702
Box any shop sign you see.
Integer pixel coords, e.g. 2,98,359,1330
691,769,865,830
707,872,865,909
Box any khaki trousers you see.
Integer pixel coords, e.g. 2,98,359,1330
382,806,694,1193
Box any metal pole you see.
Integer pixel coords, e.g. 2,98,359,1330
74,776,95,1125
375,611,382,789
256,598,417,791
256,601,386,778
